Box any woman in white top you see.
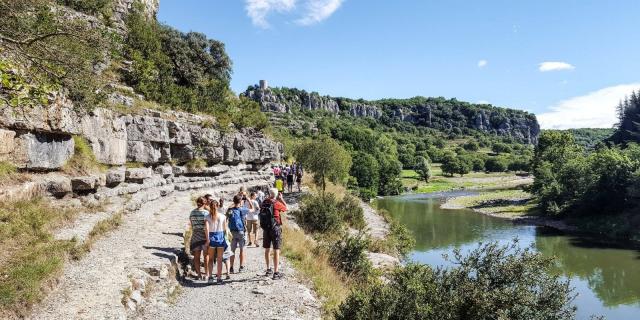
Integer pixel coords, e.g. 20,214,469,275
206,199,228,284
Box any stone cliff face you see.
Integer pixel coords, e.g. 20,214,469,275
243,84,540,144
0,96,282,198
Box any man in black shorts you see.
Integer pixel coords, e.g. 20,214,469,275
262,188,287,280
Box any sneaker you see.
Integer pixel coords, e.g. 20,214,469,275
265,268,273,276
248,242,252,246
230,267,235,274
255,243,260,248
272,272,284,280
208,277,215,285
239,266,245,273
225,274,231,280
216,278,223,285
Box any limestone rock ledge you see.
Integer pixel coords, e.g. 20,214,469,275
0,102,282,170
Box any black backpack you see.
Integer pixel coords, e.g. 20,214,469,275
259,199,278,230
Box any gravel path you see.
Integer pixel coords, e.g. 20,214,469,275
29,186,320,320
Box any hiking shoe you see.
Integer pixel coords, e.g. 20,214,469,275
255,243,260,248
248,241,252,246
265,268,273,276
207,277,215,285
225,274,231,280
230,267,235,274
239,266,245,273
272,272,284,280
216,278,223,285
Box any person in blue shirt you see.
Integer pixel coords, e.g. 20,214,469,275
226,193,253,273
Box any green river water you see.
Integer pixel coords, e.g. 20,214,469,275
376,191,640,320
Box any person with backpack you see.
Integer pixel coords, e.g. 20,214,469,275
226,194,253,273
259,188,287,280
286,168,294,193
188,197,209,281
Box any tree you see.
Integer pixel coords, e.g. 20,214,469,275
295,136,352,194
441,154,459,177
350,152,380,195
414,156,432,183
463,140,480,151
336,241,576,320
611,90,640,144
492,142,513,154
485,157,508,172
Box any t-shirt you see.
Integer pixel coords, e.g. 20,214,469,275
206,213,226,233
189,209,209,243
264,198,287,225
247,200,260,221
257,191,265,204
275,179,284,192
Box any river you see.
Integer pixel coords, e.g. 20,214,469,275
375,191,640,320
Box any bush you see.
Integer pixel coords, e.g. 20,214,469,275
336,241,576,320
337,195,366,230
0,161,17,179
485,157,508,172
63,136,105,175
327,234,372,280
492,142,513,154
57,0,111,15
463,140,480,151
295,193,343,233
186,158,206,172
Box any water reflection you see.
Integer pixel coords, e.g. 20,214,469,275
376,194,640,319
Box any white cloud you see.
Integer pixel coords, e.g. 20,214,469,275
295,0,344,26
477,60,488,68
245,0,296,29
537,83,640,129
245,0,343,28
538,61,575,72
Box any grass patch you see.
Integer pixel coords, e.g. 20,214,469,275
186,158,206,172
70,210,124,260
0,161,17,179
445,189,538,217
63,136,106,175
404,166,529,194
0,198,79,316
282,226,349,317
125,161,145,169
369,209,416,258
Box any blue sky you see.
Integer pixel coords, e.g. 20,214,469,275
158,0,640,129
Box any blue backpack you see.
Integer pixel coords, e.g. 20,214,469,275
227,207,245,231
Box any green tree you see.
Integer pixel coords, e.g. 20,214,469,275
350,152,380,195
485,157,508,172
295,137,352,194
492,142,513,154
414,156,432,183
336,241,576,320
463,140,480,151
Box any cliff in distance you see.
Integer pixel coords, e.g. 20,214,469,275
243,82,540,144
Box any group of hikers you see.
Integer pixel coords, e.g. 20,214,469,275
188,185,287,284
273,163,303,194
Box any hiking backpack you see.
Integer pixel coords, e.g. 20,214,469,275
259,200,278,230
227,207,244,232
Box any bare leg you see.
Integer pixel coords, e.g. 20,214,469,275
193,250,202,279
273,249,280,273
239,247,244,267
264,248,271,270
230,249,236,269
216,248,223,280
206,247,214,278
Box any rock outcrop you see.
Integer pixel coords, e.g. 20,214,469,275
242,83,540,144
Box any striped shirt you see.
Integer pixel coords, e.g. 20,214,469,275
189,209,209,244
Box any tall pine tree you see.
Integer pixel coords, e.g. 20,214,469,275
611,90,640,144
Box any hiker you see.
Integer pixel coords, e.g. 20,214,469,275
204,195,231,281
257,188,266,205
275,176,284,195
226,194,252,273
188,197,209,280
286,168,294,193
296,167,303,192
246,192,261,247
260,188,287,280
205,198,228,284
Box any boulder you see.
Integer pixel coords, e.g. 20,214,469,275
154,164,173,177
106,168,126,187
126,167,152,182
71,176,98,192
126,141,170,164
13,132,74,170
45,176,72,197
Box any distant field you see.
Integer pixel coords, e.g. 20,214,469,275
401,164,526,194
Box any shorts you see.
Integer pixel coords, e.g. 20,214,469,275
190,239,207,252
246,220,259,234
230,231,246,251
208,231,226,248
263,225,282,250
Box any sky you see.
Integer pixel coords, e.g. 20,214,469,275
158,0,640,129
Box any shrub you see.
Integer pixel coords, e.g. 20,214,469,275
463,140,480,151
0,161,17,179
186,158,206,172
336,241,576,320
338,194,365,230
492,142,513,154
327,234,372,280
57,0,111,15
485,157,508,172
295,193,343,233
63,136,105,175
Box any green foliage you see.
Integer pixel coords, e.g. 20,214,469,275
186,158,206,172
295,192,366,234
0,0,113,108
57,0,111,15
295,136,352,193
441,153,472,177
350,152,380,197
327,233,372,280
414,156,432,183
62,136,105,175
550,128,615,149
335,241,576,320
124,6,233,118
611,90,640,144
463,140,480,151
492,142,513,154
485,157,508,173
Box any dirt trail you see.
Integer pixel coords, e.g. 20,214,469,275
29,188,320,320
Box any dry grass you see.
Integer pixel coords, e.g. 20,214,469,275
282,225,350,317
0,198,79,316
62,136,106,175
186,158,206,172
70,210,124,260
